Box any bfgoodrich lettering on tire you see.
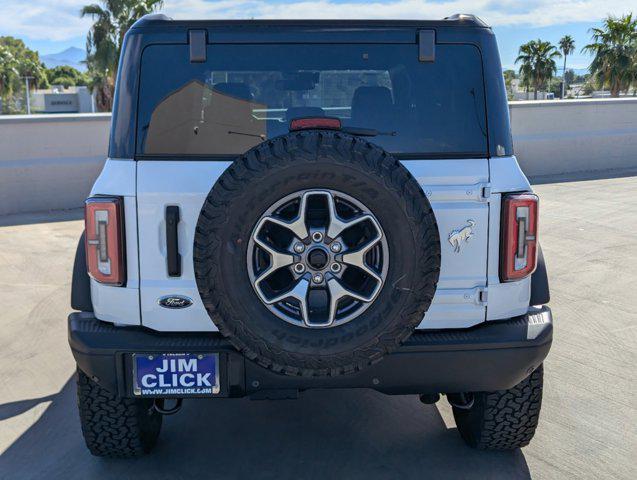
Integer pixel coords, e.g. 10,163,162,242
194,130,441,376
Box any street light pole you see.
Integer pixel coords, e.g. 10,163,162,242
22,76,33,115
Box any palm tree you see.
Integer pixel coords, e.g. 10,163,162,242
81,0,164,111
559,35,575,98
516,40,562,100
583,14,637,97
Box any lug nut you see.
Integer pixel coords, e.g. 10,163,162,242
330,242,342,253
330,263,342,273
293,263,306,274
312,232,323,243
293,242,305,253
312,273,324,284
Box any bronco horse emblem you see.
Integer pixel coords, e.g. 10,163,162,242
448,220,476,253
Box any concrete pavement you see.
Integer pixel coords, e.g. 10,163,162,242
0,176,635,479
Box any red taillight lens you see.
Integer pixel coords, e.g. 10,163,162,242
85,197,126,286
500,193,538,282
290,117,342,131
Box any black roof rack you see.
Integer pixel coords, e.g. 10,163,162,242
131,13,490,30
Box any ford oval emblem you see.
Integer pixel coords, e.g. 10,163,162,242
158,295,193,309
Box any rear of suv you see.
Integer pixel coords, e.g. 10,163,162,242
69,14,552,457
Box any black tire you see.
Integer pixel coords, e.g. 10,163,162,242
76,369,162,457
194,130,440,377
451,365,544,450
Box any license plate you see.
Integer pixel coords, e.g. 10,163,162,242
133,353,220,396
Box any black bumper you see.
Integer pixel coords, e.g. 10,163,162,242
68,306,552,399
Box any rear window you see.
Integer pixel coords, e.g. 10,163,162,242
137,43,487,158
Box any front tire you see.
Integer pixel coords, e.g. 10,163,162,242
451,365,544,450
76,369,162,457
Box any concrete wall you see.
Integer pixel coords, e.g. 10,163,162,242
0,114,110,216
510,98,637,177
1,98,637,215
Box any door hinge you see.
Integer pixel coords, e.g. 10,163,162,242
189,30,207,63
480,184,491,201
418,30,436,62
478,287,488,305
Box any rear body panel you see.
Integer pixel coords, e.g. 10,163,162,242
89,156,532,331
135,158,490,331
87,19,533,332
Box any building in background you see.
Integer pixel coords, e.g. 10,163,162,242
29,86,95,114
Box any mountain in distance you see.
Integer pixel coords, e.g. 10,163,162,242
41,47,86,71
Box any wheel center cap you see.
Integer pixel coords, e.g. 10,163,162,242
307,248,328,270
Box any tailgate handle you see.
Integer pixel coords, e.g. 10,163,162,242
165,206,181,277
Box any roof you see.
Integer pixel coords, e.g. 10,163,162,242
131,13,489,30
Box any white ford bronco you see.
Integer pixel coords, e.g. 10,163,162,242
69,14,552,457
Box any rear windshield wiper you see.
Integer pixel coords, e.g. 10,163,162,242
228,130,266,140
341,126,397,137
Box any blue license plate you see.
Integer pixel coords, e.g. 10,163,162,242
133,353,220,396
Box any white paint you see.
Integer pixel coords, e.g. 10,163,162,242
136,161,231,332
88,162,140,326
403,159,489,328
134,158,492,331
90,158,136,196
489,156,531,193
90,155,536,331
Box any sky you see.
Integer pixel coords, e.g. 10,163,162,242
1,0,636,70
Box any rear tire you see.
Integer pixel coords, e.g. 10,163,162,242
76,369,162,457
451,365,544,450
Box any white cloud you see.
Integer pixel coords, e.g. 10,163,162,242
0,0,634,42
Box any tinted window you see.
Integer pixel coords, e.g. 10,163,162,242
137,43,487,157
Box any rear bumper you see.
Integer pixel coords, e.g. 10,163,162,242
68,306,552,399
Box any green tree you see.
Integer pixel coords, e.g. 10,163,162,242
0,45,19,96
516,40,562,100
559,35,575,98
502,69,517,100
583,14,637,97
0,37,49,113
0,37,49,91
81,0,164,111
47,65,89,88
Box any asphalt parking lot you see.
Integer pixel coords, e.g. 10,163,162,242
0,175,635,480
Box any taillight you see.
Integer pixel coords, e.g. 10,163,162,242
290,117,342,131
85,197,126,286
500,193,538,282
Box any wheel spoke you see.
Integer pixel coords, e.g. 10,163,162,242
264,277,310,325
259,192,310,241
340,233,383,282
327,277,372,325
248,188,388,328
253,237,294,286
325,193,379,240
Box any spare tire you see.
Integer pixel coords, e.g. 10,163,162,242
194,130,440,376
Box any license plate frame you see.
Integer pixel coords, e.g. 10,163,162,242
132,353,220,397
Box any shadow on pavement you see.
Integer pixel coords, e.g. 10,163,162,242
0,375,531,480
529,166,637,185
0,209,83,227
0,395,57,421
